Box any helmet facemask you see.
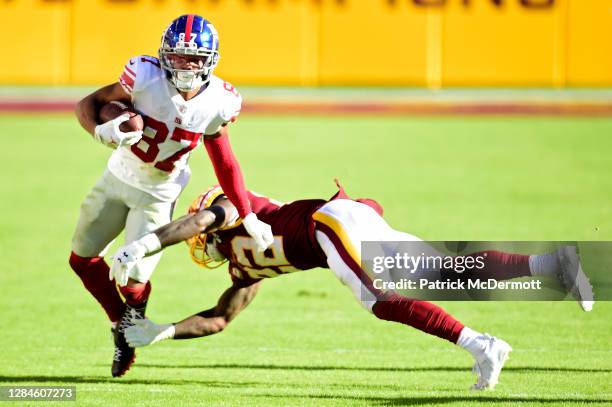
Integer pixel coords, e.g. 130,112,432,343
185,185,228,269
159,48,219,92
187,233,227,269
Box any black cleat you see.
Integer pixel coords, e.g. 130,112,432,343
111,304,145,377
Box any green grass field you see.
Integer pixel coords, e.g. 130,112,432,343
1,114,611,406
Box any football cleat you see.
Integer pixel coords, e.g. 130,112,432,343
111,304,145,377
471,334,512,390
556,246,594,312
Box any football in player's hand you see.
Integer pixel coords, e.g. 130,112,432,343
99,101,144,132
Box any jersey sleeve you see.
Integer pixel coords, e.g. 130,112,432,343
203,82,242,135
118,55,159,96
118,57,139,95
247,191,283,213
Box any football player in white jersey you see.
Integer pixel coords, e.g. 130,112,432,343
69,14,273,377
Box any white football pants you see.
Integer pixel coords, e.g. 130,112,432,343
71,170,176,283
313,199,443,311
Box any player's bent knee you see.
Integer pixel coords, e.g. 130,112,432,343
69,251,88,272
68,251,100,274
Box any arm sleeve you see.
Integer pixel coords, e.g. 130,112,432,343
204,131,252,218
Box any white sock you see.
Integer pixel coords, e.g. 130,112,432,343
457,326,485,358
529,253,560,277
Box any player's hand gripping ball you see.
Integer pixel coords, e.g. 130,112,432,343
94,101,144,148
98,101,144,133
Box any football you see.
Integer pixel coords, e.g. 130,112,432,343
99,101,144,133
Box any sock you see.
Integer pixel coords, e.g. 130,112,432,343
529,253,560,277
456,326,485,357
372,293,465,343
69,252,125,323
119,281,152,308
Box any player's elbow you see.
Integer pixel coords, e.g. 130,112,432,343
74,94,97,131
208,317,228,335
193,211,215,231
193,316,227,337
74,97,87,121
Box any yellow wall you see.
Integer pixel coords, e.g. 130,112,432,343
1,0,611,87
0,0,71,84
567,0,612,86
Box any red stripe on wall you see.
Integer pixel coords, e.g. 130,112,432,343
4,100,612,116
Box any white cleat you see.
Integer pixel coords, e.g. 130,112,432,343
471,334,512,390
556,246,595,312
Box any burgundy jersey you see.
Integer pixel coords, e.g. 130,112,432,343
210,192,328,281
189,182,383,282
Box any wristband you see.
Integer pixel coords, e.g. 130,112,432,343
140,233,162,253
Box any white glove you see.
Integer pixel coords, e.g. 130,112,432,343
242,212,274,253
125,318,175,347
94,114,142,148
110,233,161,286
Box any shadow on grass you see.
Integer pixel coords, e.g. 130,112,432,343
2,374,609,405
252,394,612,405
0,374,416,392
135,363,612,374
0,375,260,387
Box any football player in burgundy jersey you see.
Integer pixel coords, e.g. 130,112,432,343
69,14,273,377
111,182,593,388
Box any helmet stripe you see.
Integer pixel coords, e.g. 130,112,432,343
184,14,194,43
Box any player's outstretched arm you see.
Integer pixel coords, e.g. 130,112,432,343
173,280,261,340
124,280,261,347
155,197,235,248
110,198,235,286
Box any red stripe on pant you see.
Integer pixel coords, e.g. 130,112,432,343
69,252,124,322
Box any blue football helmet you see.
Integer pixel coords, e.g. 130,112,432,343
159,14,220,92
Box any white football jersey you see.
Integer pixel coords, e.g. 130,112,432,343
107,55,242,202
